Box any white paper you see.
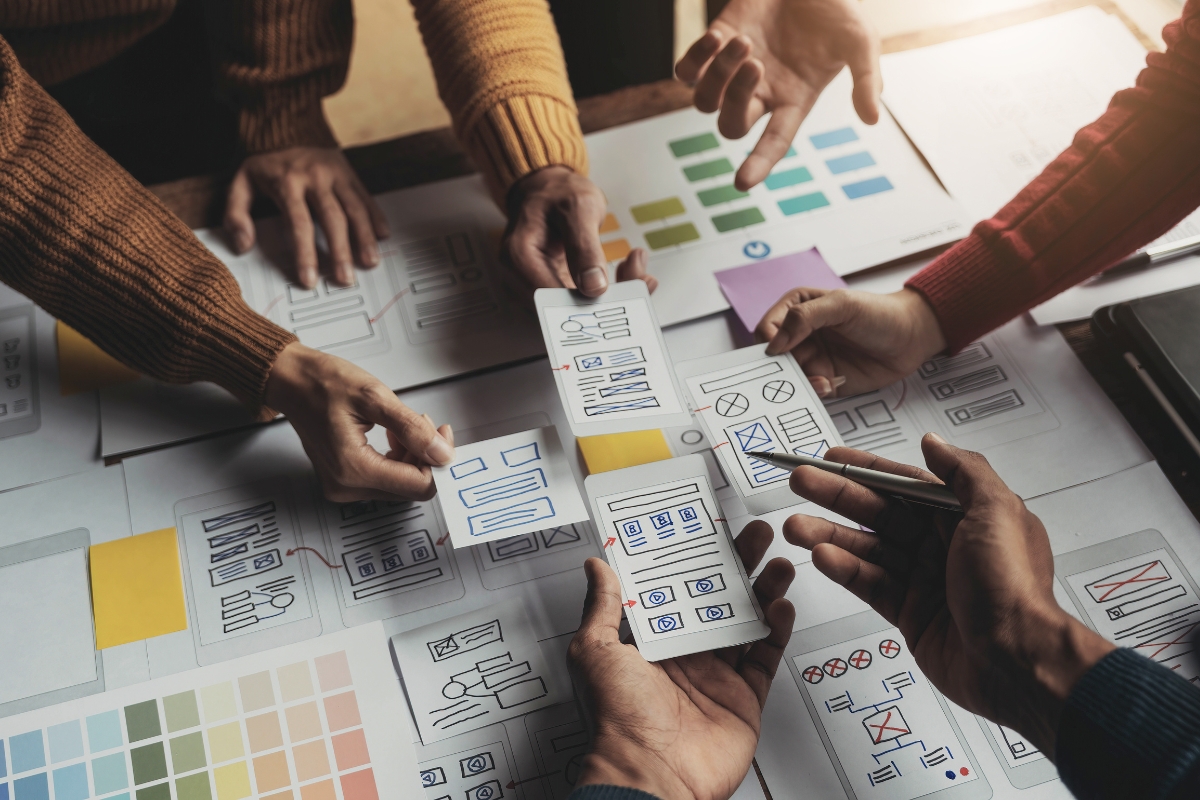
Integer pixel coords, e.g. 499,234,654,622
392,599,567,743
415,722,524,800
586,69,972,326
433,426,589,548
678,345,844,514
585,454,768,661
536,281,691,436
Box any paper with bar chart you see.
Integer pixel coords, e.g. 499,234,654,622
586,70,971,326
0,624,422,800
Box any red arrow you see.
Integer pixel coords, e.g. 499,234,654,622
551,364,571,371
603,537,616,549
436,532,450,546
714,441,728,448
623,600,637,608
696,405,711,412
507,773,558,790
286,547,342,569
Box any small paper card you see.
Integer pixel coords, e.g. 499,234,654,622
715,247,846,335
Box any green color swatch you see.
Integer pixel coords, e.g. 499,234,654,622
697,185,749,207
164,692,201,733
176,773,213,800
682,158,734,181
711,207,766,232
644,223,701,250
778,192,831,215
124,702,161,743
630,197,686,223
669,133,719,157
131,743,168,786
136,783,171,800
169,734,206,774
764,167,814,190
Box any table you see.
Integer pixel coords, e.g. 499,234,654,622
145,0,1200,527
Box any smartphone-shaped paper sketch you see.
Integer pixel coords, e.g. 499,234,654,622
1056,529,1200,683
678,345,842,514
473,521,599,590
786,612,991,800
524,703,591,800
535,282,691,436
975,719,1053,789
434,426,590,549
415,723,522,800
317,496,464,627
585,454,768,661
0,304,39,439
175,478,321,665
393,598,567,744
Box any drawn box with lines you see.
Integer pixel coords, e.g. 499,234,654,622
274,276,390,360
616,499,715,555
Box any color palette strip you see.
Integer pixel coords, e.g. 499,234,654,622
711,208,766,233
809,127,859,149
825,152,876,175
763,167,813,191
842,177,894,199
630,198,686,224
644,223,701,250
669,133,720,157
683,159,734,182
778,192,831,216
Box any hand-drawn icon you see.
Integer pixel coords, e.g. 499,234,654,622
541,525,582,548
465,780,503,800
698,360,782,395
863,706,911,744
715,393,749,417
823,657,848,678
574,347,645,372
1085,559,1171,603
802,665,825,684
762,380,795,403
793,440,830,458
922,747,950,767
918,342,991,379
460,752,495,777
869,763,900,785
733,421,773,451
696,603,734,622
452,458,488,480
878,639,901,658
639,586,676,608
420,767,447,787
727,417,791,486
4,354,19,370
777,408,821,444
885,671,916,691
616,497,712,555
219,580,296,633
428,619,504,662
928,366,1007,400
685,573,726,597
743,241,771,259
501,443,540,467
849,649,873,670
458,469,548,508
649,612,684,634
435,651,548,729
5,374,20,389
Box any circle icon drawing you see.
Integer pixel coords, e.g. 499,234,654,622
802,665,824,684
476,785,496,800
762,379,795,403
879,639,901,658
849,649,873,670
695,579,714,593
680,429,704,446
706,607,723,620
466,757,488,774
823,657,848,678
647,590,667,606
715,393,750,417
743,240,771,259
565,753,586,786
655,616,678,632
422,773,437,787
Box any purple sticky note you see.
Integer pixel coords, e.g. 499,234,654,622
715,247,847,335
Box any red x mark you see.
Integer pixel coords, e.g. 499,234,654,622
1135,621,1200,661
1090,561,1169,602
868,710,911,743
803,666,824,684
879,639,901,658
850,649,872,669
824,658,848,677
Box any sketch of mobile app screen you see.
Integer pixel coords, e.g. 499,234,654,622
415,724,520,800
0,304,39,439
786,612,990,800
585,454,769,662
1056,529,1200,683
175,478,321,665
824,383,918,457
262,270,392,361
524,703,591,800
316,494,464,627
677,345,842,515
535,281,692,437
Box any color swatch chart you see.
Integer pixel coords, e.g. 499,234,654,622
0,625,420,800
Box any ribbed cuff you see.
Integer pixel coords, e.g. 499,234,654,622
566,786,662,800
1057,648,1200,800
188,295,297,416
238,101,339,155
468,94,590,203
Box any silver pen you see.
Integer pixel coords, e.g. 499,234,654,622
746,451,963,511
1100,232,1200,278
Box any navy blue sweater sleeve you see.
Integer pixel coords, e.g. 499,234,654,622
567,786,662,800
1057,648,1200,799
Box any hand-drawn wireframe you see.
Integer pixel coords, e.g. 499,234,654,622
175,479,319,663
0,304,40,438
974,718,1054,790
472,521,598,590
586,454,769,661
823,385,915,454
415,725,520,800
434,426,589,549
393,599,565,743
525,703,593,800
536,282,691,437
678,345,843,515
786,612,990,800
663,423,731,491
1057,529,1200,684
262,272,392,359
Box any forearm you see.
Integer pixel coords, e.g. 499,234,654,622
410,0,589,202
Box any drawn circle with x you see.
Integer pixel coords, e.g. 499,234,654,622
849,649,873,670
879,639,901,658
715,392,750,417
823,657,848,678
762,379,795,403
802,665,824,684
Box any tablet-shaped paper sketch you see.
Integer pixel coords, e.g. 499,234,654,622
433,426,589,549
678,345,843,514
392,599,567,744
585,454,768,661
535,282,691,436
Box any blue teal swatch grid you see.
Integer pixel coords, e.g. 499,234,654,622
3,708,131,800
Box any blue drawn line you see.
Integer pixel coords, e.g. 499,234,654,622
584,397,660,416
842,176,894,199
211,544,249,563
696,603,733,622
610,368,646,381
599,381,651,397
501,442,541,467
468,497,555,535
451,457,487,480
825,151,875,174
809,127,858,149
458,468,547,508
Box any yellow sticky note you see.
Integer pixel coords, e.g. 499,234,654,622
578,430,673,474
90,528,188,649
56,321,140,395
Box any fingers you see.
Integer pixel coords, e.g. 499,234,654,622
825,446,941,484
847,26,883,125
333,182,381,270
224,169,256,254
359,385,454,467
503,214,566,291
737,595,795,707
675,28,723,83
559,197,611,297
614,248,656,292
692,34,754,113
321,447,437,502
311,188,354,286
754,287,829,344
783,513,912,574
752,557,796,609
734,519,774,575
574,557,625,648
717,57,767,140
278,184,320,288
765,290,856,355
920,433,1017,513
790,464,889,527
811,542,906,624
737,105,805,190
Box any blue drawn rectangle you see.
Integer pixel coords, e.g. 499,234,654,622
574,347,645,371
616,500,714,555
584,397,660,416
648,612,684,634
459,468,548,508
468,497,555,536
842,177,894,199
809,127,858,149
599,381,651,397
726,416,790,486
825,151,875,174
793,439,830,458
451,457,487,480
501,442,541,467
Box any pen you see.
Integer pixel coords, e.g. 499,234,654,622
746,451,963,511
1100,232,1200,278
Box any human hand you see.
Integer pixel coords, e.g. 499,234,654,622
225,147,390,289
263,342,453,502
784,435,1115,757
502,166,657,299
757,287,947,397
675,0,881,189
567,522,795,800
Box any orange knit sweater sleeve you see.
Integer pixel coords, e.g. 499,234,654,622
0,35,296,410
410,0,589,202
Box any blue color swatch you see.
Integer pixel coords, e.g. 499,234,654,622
52,765,88,800
13,774,48,800
93,753,130,795
842,177,894,199
9,734,44,774
2,781,9,800
763,167,813,190
2,739,7,778
778,192,831,216
809,127,858,149
87,712,123,754
825,151,876,174
47,722,83,764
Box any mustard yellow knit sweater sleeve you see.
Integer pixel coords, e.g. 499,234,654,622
410,0,589,202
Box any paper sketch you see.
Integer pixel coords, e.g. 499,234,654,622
393,599,565,744
536,282,691,437
585,454,768,661
524,703,592,800
473,521,597,590
415,724,520,800
434,426,589,548
0,304,39,439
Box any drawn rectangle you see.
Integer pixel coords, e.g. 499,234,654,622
918,342,991,378
457,469,548,508
946,390,1024,425
292,312,375,351
685,574,726,597
697,361,782,394
468,498,555,536
928,366,1006,400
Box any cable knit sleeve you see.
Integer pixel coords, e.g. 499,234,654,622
0,35,296,411
410,0,589,203
203,0,352,154
906,1,1200,351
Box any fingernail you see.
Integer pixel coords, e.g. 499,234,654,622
235,231,252,252
365,249,380,268
810,377,831,397
830,376,847,389
580,267,608,295
928,432,946,444
425,434,454,466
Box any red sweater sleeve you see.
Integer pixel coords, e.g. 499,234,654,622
906,1,1200,350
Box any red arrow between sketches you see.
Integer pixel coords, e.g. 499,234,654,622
623,600,637,608
603,537,616,549
286,547,342,569
436,533,451,546
551,364,571,371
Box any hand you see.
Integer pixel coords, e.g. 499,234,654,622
503,166,657,299
263,342,454,502
676,0,881,189
567,522,795,800
757,287,947,397
225,147,390,289
784,435,1115,757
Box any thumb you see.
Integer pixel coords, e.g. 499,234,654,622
224,169,257,253
847,34,882,125
576,557,624,646
562,203,610,297
765,290,857,355
920,432,1009,510
362,388,453,467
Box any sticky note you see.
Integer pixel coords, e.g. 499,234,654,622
90,529,187,649
55,322,139,395
577,430,672,474
715,247,846,335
